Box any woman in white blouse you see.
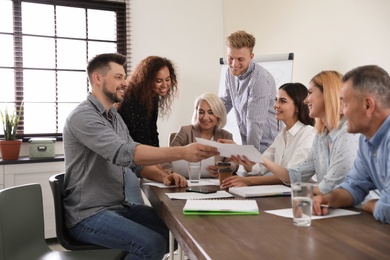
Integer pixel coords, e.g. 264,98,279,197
220,82,316,187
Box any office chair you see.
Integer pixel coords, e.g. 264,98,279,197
49,173,109,250
0,183,123,260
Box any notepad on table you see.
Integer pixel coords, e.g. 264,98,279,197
228,185,291,198
183,199,259,215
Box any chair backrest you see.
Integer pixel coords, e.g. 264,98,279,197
49,173,105,250
0,183,52,260
0,183,124,260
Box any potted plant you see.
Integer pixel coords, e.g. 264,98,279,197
0,103,23,160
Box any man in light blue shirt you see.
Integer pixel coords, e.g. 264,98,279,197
220,30,279,153
313,65,390,223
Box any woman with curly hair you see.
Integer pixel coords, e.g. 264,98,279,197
118,56,178,147
118,56,181,205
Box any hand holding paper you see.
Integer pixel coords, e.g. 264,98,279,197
195,137,263,163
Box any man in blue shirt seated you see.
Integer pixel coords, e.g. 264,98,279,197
313,65,390,224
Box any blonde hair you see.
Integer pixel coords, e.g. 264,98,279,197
226,30,256,53
310,71,343,133
192,93,227,130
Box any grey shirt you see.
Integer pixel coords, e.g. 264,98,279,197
63,93,142,228
220,62,279,153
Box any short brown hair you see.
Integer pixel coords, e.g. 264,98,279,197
342,65,390,109
87,53,126,81
226,30,256,53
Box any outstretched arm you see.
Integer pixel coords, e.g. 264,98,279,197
133,142,219,166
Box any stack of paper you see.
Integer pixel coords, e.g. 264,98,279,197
229,185,291,198
183,199,259,215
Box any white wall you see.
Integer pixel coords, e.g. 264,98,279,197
130,0,224,146
223,0,390,84
130,0,390,147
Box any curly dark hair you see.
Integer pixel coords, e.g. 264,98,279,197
122,56,178,118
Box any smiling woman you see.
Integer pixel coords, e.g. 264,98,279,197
170,93,238,176
117,56,178,147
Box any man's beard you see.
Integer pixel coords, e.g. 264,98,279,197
102,82,122,103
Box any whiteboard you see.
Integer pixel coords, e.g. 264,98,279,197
218,53,294,144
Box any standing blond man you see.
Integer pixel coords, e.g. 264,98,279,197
220,30,279,153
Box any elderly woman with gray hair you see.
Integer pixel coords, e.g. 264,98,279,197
170,92,238,176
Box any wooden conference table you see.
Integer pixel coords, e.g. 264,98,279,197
141,182,390,260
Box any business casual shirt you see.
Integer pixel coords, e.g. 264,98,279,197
220,61,279,153
249,121,315,175
338,115,390,223
288,119,360,194
63,93,142,228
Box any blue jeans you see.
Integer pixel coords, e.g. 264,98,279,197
124,168,144,205
68,204,169,260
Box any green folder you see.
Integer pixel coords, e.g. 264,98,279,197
183,199,259,215
183,210,259,215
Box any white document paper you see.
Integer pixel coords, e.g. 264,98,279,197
166,190,233,200
195,137,263,163
143,178,220,188
265,208,360,220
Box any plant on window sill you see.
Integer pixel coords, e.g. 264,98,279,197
1,103,23,140
0,103,24,160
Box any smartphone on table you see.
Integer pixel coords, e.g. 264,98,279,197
186,186,217,194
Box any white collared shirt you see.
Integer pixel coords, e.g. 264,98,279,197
248,121,315,175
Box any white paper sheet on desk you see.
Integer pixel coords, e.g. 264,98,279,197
195,137,263,163
142,178,220,188
166,190,233,200
265,208,360,220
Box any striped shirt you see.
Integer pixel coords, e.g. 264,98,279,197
220,61,279,153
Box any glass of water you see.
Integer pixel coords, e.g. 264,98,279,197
188,161,201,183
291,182,313,227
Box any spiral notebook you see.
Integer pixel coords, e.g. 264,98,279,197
228,185,291,198
183,199,259,215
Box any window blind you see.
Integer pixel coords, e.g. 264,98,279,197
0,0,127,139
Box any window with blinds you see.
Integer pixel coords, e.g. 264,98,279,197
0,0,127,139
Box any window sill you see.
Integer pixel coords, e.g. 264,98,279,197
0,155,64,165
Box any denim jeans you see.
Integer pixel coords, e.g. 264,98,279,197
68,204,169,260
124,168,144,205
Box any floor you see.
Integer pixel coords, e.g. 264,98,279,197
47,239,186,259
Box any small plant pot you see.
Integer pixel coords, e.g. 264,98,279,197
0,139,22,160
